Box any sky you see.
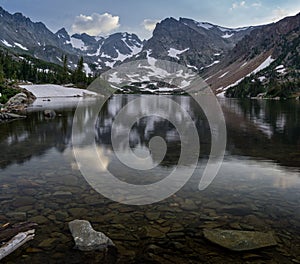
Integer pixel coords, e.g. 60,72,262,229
0,0,299,39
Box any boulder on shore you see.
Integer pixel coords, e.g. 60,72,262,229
203,229,277,251
2,90,35,114
69,220,115,252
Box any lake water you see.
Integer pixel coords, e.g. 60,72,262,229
0,95,299,263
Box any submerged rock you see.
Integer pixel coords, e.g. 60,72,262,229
69,220,115,251
203,229,277,251
44,109,56,118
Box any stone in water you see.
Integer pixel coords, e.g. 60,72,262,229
69,220,115,251
203,229,277,251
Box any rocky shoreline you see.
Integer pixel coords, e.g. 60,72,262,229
0,89,36,123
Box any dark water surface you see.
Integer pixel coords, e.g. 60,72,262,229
0,95,299,263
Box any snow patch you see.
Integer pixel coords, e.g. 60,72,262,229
87,44,102,56
187,64,198,70
217,91,226,98
37,68,51,73
222,33,234,39
196,21,214,30
101,52,112,59
206,60,220,68
115,49,130,62
70,37,87,51
130,45,143,56
275,65,284,70
258,76,266,82
218,71,229,78
218,26,250,32
108,72,123,84
223,77,245,90
240,62,248,68
249,56,275,75
158,87,176,92
275,65,285,74
83,63,92,76
168,48,189,60
146,50,157,66
20,84,97,98
1,40,12,47
104,60,116,68
181,80,191,88
277,68,286,74
14,42,28,51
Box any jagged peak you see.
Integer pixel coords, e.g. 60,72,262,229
159,17,179,24
56,27,68,35
12,12,30,21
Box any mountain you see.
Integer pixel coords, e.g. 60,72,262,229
0,7,85,67
139,17,255,70
71,32,143,69
0,5,299,98
0,6,144,74
0,6,256,74
203,13,300,98
0,7,64,50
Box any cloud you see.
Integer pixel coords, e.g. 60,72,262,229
252,2,262,8
142,19,160,31
71,13,120,35
230,1,247,11
271,8,290,21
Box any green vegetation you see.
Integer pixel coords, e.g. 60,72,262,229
225,75,266,98
225,70,300,99
226,25,300,99
0,85,20,104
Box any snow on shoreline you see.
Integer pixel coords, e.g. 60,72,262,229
20,84,98,98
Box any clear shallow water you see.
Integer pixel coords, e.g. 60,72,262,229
0,95,299,263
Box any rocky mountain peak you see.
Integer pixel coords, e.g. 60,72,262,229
142,16,253,69
56,28,70,41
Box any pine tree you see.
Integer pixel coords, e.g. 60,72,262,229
73,56,86,87
61,54,69,84
0,65,5,85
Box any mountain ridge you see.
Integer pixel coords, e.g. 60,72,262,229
0,6,299,98
203,12,300,98
0,6,257,72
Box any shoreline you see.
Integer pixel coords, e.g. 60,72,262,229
0,84,99,122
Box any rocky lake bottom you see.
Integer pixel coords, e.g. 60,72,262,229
0,95,299,263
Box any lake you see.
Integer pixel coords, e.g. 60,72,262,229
0,95,299,263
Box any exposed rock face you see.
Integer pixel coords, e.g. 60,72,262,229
227,13,300,62
142,17,255,69
0,7,144,72
0,5,254,74
203,229,277,251
69,220,115,251
204,13,300,97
